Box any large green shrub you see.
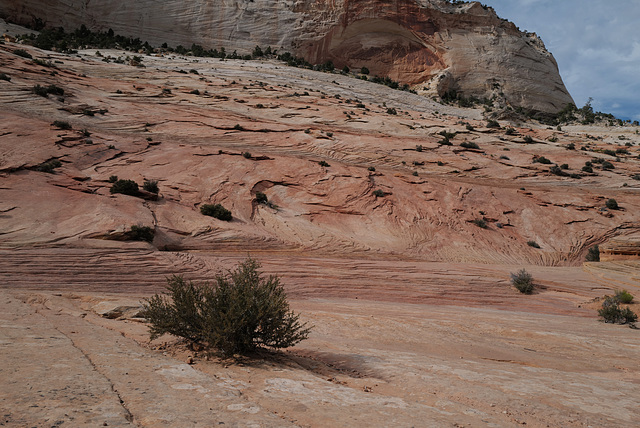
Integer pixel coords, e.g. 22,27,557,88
510,269,534,294
460,141,479,150
110,179,139,196
472,218,487,229
533,156,552,164
527,240,540,249
598,295,637,324
13,48,32,58
142,258,311,356
586,245,600,262
255,191,268,204
128,225,154,242
51,120,71,130
200,203,232,221
615,290,634,304
143,179,159,194
37,159,62,173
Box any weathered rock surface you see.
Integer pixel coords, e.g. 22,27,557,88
0,44,637,266
0,0,573,113
2,287,639,427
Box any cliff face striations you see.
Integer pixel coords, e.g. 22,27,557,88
1,0,573,113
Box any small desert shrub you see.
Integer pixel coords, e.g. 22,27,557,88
586,245,600,262
110,179,139,196
255,191,268,204
527,240,540,249
472,218,487,229
318,160,330,167
0,73,10,81
533,156,552,164
37,159,62,173
141,258,311,356
505,127,516,136
51,120,71,130
598,296,637,324
460,141,479,150
200,203,232,221
373,189,385,197
466,124,475,131
326,132,334,138
605,198,619,210
386,107,397,115
601,161,614,170
143,180,159,194
33,58,54,67
40,84,64,96
511,269,534,294
523,135,534,144
416,145,423,152
242,152,252,159
412,171,419,177
368,166,376,172
565,143,575,150
582,166,593,173
486,119,500,129
108,175,119,183
438,130,456,140
234,124,244,131
13,48,32,59
128,225,154,242
615,290,634,304
190,89,200,95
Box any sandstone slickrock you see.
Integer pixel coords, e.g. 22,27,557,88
0,0,573,113
0,44,638,266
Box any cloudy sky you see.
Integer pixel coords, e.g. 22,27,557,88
485,0,640,121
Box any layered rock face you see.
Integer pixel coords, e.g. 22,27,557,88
1,0,572,113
